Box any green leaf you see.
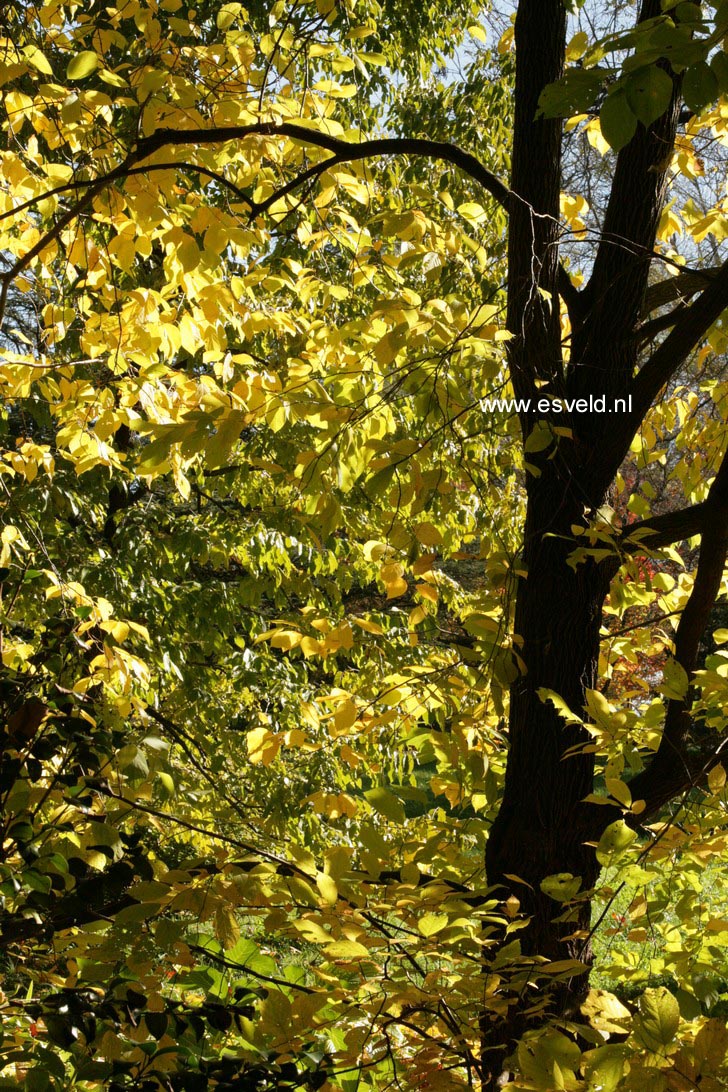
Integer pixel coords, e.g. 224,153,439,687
682,62,719,113
24,1069,51,1092
675,2,706,24
634,986,680,1051
582,1045,627,1092
66,51,99,80
419,912,448,936
464,612,501,638
157,771,175,798
596,820,637,867
599,90,638,150
525,422,554,454
710,50,728,94
85,821,122,849
116,744,149,778
115,901,162,925
661,657,689,700
625,66,674,127
365,787,405,823
538,67,606,117
540,873,581,902
325,939,370,959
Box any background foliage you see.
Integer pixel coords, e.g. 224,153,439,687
1,0,728,1089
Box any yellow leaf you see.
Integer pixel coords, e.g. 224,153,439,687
381,560,404,584
324,939,369,959
67,51,99,80
498,25,514,54
217,2,242,29
605,778,632,808
414,521,443,546
247,726,281,766
312,80,358,98
351,617,384,635
416,583,438,604
23,45,53,75
300,635,325,657
566,31,588,62
215,904,240,949
316,872,338,904
457,201,487,223
581,989,631,1034
708,764,726,793
270,629,302,651
409,605,426,627
384,576,408,599
419,912,448,936
333,698,357,734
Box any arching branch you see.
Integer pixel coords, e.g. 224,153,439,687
0,123,512,329
133,122,514,211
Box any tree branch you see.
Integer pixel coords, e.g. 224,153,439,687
626,449,728,815
587,254,728,498
619,501,708,553
635,303,690,345
0,123,512,329
642,265,721,315
569,0,682,410
134,122,514,212
632,256,728,416
0,162,253,228
188,943,317,994
505,0,566,405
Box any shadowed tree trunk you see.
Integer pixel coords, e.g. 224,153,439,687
481,0,728,1083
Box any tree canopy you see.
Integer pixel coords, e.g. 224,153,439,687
1,0,728,1089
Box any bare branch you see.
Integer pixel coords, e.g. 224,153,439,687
630,256,728,423
643,265,722,315
635,304,690,345
619,501,708,552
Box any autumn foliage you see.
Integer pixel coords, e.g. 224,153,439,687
1,0,728,1090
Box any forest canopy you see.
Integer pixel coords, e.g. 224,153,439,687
1,0,728,1089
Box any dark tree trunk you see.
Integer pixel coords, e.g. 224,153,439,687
474,1,728,1087
482,464,607,1082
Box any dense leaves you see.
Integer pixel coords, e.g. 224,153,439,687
1,0,728,1089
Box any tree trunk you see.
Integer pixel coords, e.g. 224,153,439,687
483,465,609,1080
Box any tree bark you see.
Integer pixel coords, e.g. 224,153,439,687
480,6,714,1083
482,462,607,1085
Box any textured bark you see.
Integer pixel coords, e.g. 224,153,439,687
482,468,608,1084
481,3,728,1085
505,0,566,407
569,0,683,498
